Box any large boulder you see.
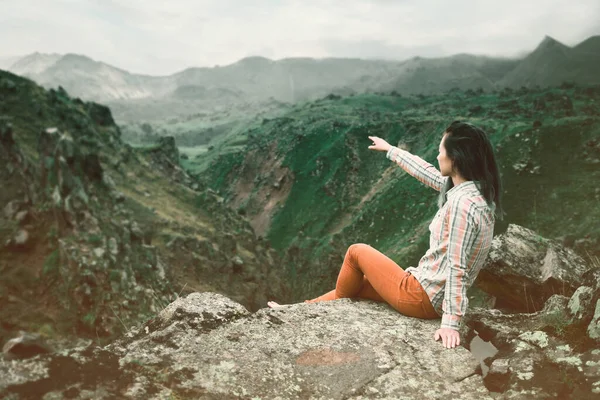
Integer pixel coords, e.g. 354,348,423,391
477,224,589,312
0,292,490,399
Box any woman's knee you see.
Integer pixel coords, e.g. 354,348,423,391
347,243,371,257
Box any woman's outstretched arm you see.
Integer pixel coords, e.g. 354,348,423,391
368,136,445,192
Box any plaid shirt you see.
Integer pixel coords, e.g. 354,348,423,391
386,146,495,330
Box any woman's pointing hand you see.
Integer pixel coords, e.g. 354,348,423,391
368,136,392,152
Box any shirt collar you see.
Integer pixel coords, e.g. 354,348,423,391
446,180,481,200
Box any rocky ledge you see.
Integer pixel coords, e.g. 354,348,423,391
1,292,489,399
2,289,600,399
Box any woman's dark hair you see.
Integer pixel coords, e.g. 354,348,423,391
438,120,504,220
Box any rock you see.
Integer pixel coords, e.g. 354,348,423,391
518,331,549,349
477,224,588,312
583,267,600,292
108,238,118,256
568,286,595,321
486,358,511,392
588,300,600,340
93,247,105,258
232,255,244,272
541,294,569,316
3,200,20,219
2,332,51,360
13,230,29,247
58,134,75,162
130,222,143,241
113,191,125,203
463,307,599,397
151,292,249,332
102,173,116,188
14,210,30,225
512,161,528,174
0,294,488,398
51,186,61,206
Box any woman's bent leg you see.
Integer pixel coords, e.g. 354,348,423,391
306,243,405,304
334,243,407,304
305,243,438,319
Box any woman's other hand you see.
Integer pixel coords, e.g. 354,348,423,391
434,328,460,349
368,136,392,152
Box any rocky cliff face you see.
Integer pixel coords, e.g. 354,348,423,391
0,70,287,346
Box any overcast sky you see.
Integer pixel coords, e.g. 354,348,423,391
2,0,599,76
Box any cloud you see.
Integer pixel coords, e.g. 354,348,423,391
1,0,599,75
321,39,445,60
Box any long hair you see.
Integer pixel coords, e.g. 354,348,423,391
438,121,504,221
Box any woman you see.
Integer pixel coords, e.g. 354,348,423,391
268,121,503,349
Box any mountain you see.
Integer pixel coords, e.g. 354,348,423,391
9,53,403,104
372,54,519,94
10,35,599,110
171,56,402,104
499,35,600,88
10,53,169,101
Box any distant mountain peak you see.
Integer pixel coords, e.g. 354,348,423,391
237,56,273,65
574,35,600,53
56,53,100,67
61,53,93,61
536,35,569,51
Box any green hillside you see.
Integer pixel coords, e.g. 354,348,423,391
201,85,600,300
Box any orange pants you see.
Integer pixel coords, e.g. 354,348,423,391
306,243,439,319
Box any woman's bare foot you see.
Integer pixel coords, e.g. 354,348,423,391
267,301,285,309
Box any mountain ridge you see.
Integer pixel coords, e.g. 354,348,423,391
8,34,597,113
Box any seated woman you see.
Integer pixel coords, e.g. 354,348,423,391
268,121,504,349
